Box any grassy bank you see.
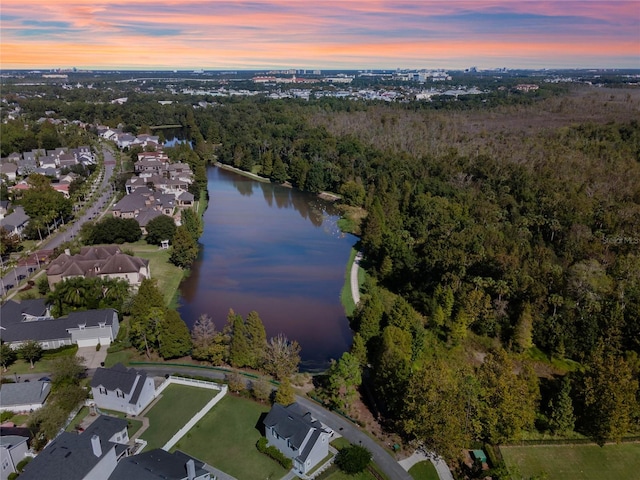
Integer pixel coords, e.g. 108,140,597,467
215,162,271,183
340,248,366,317
124,241,186,307
501,443,640,480
341,248,358,317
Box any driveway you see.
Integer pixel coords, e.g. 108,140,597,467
77,346,108,370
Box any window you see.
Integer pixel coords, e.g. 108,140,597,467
99,387,107,395
116,390,125,398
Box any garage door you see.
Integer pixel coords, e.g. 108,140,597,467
76,338,98,347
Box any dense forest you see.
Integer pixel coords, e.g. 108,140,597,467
3,83,639,466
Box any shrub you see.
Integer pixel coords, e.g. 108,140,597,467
256,437,293,469
96,342,101,351
16,456,32,472
335,445,371,474
8,472,18,480
1,411,14,422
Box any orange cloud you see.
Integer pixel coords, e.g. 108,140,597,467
1,0,638,69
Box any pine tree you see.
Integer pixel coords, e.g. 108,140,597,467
158,310,192,359
245,310,267,370
549,376,575,435
228,311,251,368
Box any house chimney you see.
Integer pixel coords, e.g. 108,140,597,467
186,459,196,480
91,435,102,458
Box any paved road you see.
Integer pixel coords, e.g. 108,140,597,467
350,251,362,305
0,143,117,297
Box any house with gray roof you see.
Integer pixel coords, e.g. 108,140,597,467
0,298,50,326
109,449,211,480
20,415,129,480
0,206,30,238
0,200,11,219
0,381,51,413
90,363,156,416
263,402,332,475
0,434,30,480
17,156,38,176
0,308,120,350
0,162,18,182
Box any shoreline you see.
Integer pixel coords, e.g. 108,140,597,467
214,162,272,183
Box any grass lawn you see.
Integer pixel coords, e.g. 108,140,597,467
170,394,288,480
123,241,186,306
141,384,218,451
409,461,440,480
501,443,640,480
2,345,79,375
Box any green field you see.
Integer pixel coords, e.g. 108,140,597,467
501,443,640,480
170,394,288,480
408,461,439,480
140,384,217,451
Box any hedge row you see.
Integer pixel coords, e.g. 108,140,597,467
256,437,293,470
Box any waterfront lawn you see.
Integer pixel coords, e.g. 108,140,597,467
170,394,288,480
408,461,439,480
501,443,640,480
123,241,185,306
140,384,217,451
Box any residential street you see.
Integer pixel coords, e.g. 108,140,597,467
0,143,117,297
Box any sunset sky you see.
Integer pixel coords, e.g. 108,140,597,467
2,1,639,71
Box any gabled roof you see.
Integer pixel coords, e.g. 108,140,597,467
99,254,148,275
47,246,146,280
90,363,147,401
0,381,51,408
109,449,208,480
0,308,117,344
136,208,164,227
0,298,49,326
263,402,330,461
0,435,29,450
20,415,128,480
0,206,29,230
177,191,194,202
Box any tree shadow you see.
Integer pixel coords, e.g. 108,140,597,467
254,411,268,436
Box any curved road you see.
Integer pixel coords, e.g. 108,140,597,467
1,142,117,296
350,251,363,305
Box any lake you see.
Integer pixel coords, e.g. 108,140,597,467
177,166,356,371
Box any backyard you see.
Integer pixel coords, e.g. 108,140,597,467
140,384,218,451
169,394,288,480
408,461,439,480
501,443,640,480
124,241,185,306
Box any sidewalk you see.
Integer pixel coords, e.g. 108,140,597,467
399,450,454,480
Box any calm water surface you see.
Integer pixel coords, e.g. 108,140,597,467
178,167,356,370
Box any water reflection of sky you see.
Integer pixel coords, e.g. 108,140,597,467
178,167,356,371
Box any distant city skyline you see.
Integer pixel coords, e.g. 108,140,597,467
1,1,639,71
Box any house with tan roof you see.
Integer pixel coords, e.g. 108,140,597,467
46,246,150,290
